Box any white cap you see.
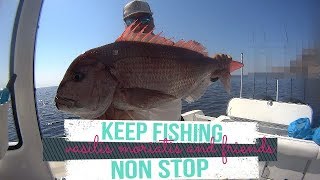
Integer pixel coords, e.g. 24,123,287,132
123,0,153,19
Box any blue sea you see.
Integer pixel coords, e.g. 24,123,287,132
7,76,320,141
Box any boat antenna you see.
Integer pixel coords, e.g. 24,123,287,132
240,53,244,98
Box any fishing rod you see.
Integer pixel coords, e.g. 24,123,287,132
284,24,289,102
253,75,255,99
240,53,243,98
276,79,279,101
290,78,293,100
252,31,256,99
264,31,268,99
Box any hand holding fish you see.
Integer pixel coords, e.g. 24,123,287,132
212,53,233,61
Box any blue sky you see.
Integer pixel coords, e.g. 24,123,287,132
1,0,319,88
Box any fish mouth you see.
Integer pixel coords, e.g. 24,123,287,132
55,96,76,109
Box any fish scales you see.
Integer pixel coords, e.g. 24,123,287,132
55,24,244,119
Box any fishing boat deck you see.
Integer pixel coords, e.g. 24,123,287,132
186,98,320,175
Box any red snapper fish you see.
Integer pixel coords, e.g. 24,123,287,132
55,22,244,119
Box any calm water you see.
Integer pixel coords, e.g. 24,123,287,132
7,76,320,141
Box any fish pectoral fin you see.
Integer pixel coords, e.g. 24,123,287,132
119,88,177,109
184,76,212,103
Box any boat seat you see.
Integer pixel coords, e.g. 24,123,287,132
226,98,313,126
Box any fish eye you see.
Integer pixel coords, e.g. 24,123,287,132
210,77,219,82
73,72,85,82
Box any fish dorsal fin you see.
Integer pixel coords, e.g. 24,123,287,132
116,21,174,46
116,21,208,56
174,40,208,56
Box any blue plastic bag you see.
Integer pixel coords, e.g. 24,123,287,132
288,118,313,140
0,88,10,104
312,128,320,145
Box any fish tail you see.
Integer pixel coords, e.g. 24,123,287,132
229,60,244,73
